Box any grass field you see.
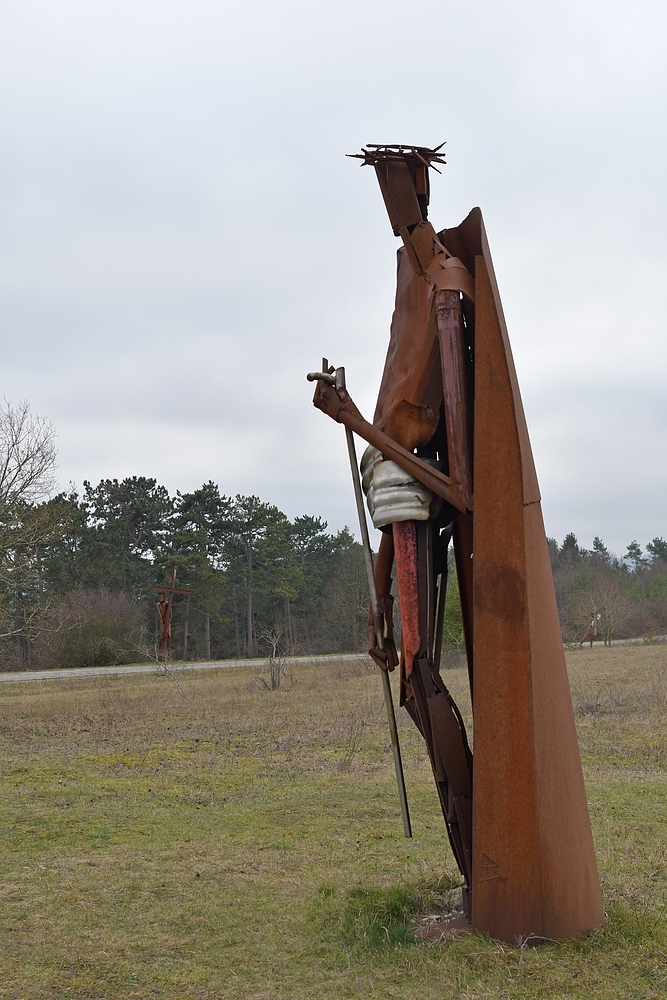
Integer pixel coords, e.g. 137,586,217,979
1,645,667,999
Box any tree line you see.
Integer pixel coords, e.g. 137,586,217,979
0,475,377,670
0,400,664,670
548,533,667,644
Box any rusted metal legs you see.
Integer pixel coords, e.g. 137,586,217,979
393,519,474,906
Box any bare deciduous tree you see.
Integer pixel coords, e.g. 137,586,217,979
0,401,58,666
568,574,634,646
0,399,57,512
253,621,292,690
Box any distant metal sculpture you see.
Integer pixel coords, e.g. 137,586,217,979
307,144,604,942
580,611,601,648
153,566,190,659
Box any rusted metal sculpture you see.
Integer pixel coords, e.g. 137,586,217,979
153,566,190,659
307,144,604,942
580,611,601,648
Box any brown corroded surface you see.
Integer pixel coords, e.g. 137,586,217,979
310,148,603,942
372,251,442,451
469,243,603,940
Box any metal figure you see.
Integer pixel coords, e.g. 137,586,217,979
580,611,601,648
307,144,604,942
153,566,190,659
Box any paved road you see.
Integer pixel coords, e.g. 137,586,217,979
1,636,663,686
0,652,367,685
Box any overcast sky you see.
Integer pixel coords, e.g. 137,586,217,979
0,0,665,557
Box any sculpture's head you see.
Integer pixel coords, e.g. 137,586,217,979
347,143,446,235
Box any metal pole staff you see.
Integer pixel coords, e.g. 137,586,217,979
308,363,412,838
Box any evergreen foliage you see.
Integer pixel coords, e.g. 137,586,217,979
548,533,667,644
0,464,665,668
0,477,368,669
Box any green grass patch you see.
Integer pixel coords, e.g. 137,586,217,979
0,648,666,997
316,875,465,951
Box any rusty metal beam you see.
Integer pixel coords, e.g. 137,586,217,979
435,288,472,511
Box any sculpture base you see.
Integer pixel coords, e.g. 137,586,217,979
414,911,472,943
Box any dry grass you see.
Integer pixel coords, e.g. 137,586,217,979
0,648,666,998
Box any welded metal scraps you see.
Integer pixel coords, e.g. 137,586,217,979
307,144,604,943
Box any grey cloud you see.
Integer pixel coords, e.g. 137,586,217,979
0,0,665,552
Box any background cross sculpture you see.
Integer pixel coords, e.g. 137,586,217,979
153,566,191,659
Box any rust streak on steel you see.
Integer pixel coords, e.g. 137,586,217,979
392,521,420,678
306,141,603,943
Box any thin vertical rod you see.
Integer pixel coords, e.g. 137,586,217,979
345,425,412,838
432,527,451,672
433,575,446,674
